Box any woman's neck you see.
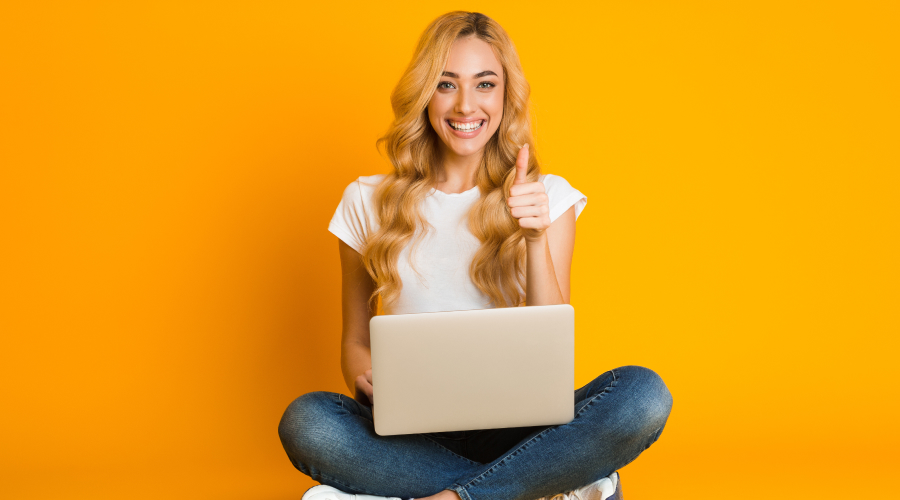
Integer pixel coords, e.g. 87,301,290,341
435,149,482,194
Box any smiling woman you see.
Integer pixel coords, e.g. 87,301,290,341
360,13,550,314
278,11,671,500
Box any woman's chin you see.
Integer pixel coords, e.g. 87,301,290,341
445,142,486,158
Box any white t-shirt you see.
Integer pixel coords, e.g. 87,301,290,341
328,173,587,315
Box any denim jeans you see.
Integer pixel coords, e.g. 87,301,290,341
278,365,672,500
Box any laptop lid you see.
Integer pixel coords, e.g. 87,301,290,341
370,303,575,436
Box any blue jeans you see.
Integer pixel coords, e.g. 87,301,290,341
278,365,672,500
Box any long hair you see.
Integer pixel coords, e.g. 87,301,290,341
362,11,540,313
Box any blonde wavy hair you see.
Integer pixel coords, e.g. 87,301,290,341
362,11,540,313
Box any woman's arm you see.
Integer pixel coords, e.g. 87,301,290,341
337,239,377,402
507,144,577,306
525,205,576,305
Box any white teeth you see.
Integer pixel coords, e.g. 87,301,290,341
449,120,484,131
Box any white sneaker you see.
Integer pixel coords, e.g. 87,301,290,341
567,471,619,500
301,484,406,500
534,471,620,500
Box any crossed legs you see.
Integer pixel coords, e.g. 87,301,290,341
278,365,672,500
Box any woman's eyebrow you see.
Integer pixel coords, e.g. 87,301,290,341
441,70,498,78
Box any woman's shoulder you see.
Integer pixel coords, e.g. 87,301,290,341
338,173,388,202
539,172,574,187
357,173,389,187
539,173,583,196
538,173,588,222
329,174,388,251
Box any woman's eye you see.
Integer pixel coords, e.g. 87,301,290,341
437,81,495,89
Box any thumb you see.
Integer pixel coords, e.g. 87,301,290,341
514,144,529,185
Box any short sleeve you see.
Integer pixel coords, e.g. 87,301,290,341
328,177,376,254
540,173,587,223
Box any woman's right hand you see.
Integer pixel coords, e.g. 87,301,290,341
354,368,374,407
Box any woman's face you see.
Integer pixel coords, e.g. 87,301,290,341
427,35,505,163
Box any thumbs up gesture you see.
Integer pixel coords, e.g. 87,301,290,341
507,144,550,242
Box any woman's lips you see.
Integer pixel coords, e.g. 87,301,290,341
446,119,485,138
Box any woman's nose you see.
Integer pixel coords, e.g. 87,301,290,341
454,87,476,114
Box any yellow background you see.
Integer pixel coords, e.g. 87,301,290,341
1,1,897,499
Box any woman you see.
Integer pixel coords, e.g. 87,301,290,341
279,11,673,500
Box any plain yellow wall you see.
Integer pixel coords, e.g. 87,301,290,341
1,2,897,499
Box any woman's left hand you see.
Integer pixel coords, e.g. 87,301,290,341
507,144,550,242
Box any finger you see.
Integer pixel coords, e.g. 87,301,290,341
518,216,549,229
355,375,367,393
508,191,547,207
365,369,373,384
514,144,529,185
510,205,549,219
354,377,371,404
357,375,373,394
355,378,374,405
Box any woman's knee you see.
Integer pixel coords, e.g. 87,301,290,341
278,391,341,461
615,365,673,434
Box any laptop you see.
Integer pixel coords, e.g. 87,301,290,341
369,303,575,436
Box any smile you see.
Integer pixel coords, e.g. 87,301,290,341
447,119,485,132
446,119,486,139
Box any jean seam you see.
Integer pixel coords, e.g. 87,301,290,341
458,426,555,491
452,485,474,500
575,370,619,419
458,371,619,492
337,393,374,422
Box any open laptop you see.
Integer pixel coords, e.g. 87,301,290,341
369,303,574,436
